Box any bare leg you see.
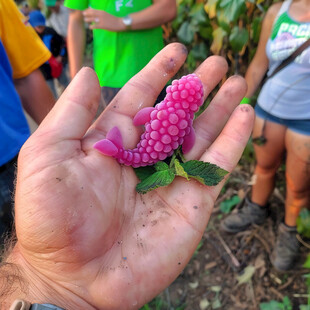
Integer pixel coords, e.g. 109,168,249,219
251,117,286,206
284,130,310,226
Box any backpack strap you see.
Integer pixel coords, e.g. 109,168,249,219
266,38,310,80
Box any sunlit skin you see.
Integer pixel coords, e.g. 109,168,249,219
4,43,254,309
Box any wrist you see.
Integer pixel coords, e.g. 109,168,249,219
120,14,133,31
1,244,95,310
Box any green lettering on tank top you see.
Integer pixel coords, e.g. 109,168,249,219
271,12,310,40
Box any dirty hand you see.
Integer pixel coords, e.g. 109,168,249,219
10,43,254,309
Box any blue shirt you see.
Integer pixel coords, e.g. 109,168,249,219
0,40,30,166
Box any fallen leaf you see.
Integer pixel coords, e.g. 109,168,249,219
199,298,210,310
237,265,256,285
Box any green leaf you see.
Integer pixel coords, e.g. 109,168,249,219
303,254,310,269
297,208,310,238
174,159,190,180
219,0,246,23
191,42,208,60
134,166,156,181
282,296,292,309
180,160,228,186
229,26,249,53
237,265,255,285
216,8,230,29
136,169,175,194
259,297,292,310
252,16,263,44
260,300,285,310
189,3,207,25
220,195,241,214
177,21,196,44
155,161,169,171
198,25,213,40
186,50,196,71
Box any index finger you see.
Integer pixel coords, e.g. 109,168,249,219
89,43,228,149
89,43,189,148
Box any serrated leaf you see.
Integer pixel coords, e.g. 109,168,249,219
237,265,255,285
134,166,156,181
136,169,175,194
174,159,190,180
180,160,228,186
155,161,169,171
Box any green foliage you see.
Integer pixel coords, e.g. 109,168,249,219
140,296,166,310
180,159,228,186
220,195,241,213
259,274,310,309
169,0,276,75
194,239,204,256
304,255,310,269
135,148,227,194
135,162,175,194
297,208,310,238
259,296,292,310
240,138,256,165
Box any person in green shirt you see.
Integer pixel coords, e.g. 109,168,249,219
64,0,176,112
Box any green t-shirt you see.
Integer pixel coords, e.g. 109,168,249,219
64,0,164,87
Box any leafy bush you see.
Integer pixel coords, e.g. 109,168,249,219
170,0,277,75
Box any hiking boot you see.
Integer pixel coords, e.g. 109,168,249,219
271,223,300,271
220,196,268,233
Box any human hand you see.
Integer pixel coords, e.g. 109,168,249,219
8,43,254,309
83,8,123,31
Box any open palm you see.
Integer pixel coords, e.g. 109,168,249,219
12,43,254,309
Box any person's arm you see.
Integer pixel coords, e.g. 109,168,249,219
244,2,282,97
0,43,254,309
67,9,86,78
14,69,55,124
83,0,177,31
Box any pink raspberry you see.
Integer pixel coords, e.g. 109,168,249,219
93,74,204,167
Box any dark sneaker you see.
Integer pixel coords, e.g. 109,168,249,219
271,223,300,271
220,196,268,233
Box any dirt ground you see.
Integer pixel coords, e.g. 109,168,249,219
149,161,310,310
